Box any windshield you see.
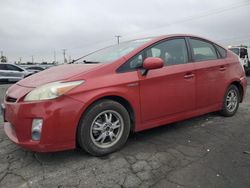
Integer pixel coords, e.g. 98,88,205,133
76,38,153,64
229,48,239,56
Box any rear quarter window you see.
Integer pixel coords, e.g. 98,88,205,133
215,44,227,58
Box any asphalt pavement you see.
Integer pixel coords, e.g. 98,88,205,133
0,78,249,188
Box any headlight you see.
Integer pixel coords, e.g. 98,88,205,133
24,80,84,102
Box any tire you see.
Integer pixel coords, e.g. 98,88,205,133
220,85,240,117
77,99,131,156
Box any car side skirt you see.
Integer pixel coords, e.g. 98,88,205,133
135,103,221,132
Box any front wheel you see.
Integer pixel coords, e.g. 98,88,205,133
77,100,131,156
220,85,240,117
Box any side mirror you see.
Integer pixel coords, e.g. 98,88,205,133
141,57,164,75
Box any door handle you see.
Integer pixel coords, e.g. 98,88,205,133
219,66,226,71
184,73,194,79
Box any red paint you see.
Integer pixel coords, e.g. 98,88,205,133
3,34,247,152
143,57,164,70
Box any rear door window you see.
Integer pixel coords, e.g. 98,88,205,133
190,38,218,61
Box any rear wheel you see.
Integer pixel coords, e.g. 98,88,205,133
77,100,130,156
220,85,240,117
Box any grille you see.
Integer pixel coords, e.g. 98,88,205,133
5,96,17,103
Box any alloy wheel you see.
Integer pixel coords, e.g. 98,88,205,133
226,89,238,112
90,110,124,148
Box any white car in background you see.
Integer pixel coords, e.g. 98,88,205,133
228,46,250,74
0,63,34,83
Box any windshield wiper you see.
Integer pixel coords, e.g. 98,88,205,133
83,60,100,64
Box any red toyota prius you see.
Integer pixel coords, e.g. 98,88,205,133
2,34,247,156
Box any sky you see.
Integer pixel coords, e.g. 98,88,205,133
0,0,250,63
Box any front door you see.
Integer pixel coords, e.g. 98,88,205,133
138,38,195,127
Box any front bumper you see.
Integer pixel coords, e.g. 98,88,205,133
3,96,85,152
4,122,53,152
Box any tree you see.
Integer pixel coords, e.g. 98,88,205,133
0,55,7,63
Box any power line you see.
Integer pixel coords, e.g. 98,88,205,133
216,35,250,42
123,0,250,39
222,37,250,45
169,1,250,26
6,1,250,62
68,1,250,53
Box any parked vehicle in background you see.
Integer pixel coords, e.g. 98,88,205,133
0,63,34,83
2,34,247,156
228,46,250,74
20,64,55,71
25,66,45,73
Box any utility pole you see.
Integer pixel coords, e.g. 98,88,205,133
68,55,71,63
62,49,67,64
54,50,57,64
115,35,121,44
19,57,22,64
31,56,34,64
0,51,3,63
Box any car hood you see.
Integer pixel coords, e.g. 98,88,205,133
17,64,104,88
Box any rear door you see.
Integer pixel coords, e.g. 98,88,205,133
138,38,196,126
188,38,228,109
